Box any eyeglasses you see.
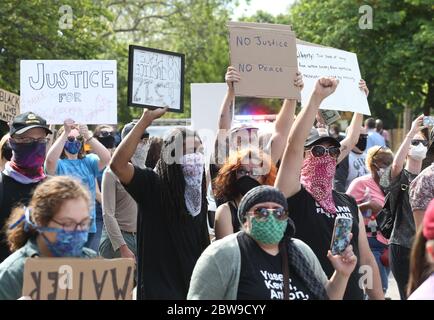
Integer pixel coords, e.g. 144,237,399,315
51,217,91,232
236,168,262,179
306,145,341,159
67,136,84,143
11,137,48,144
411,139,429,147
248,207,288,222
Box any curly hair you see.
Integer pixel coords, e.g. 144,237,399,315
213,148,277,203
155,127,207,221
4,176,91,252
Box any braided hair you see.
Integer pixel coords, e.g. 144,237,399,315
155,127,207,222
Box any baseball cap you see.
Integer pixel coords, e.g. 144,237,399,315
9,112,52,136
305,127,341,148
121,121,149,140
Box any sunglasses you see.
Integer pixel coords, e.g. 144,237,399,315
99,131,115,138
411,139,429,147
248,207,288,222
67,136,84,143
306,145,341,159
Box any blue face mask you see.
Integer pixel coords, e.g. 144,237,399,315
64,140,82,155
38,226,88,257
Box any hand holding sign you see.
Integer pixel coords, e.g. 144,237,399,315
141,107,168,121
225,66,241,91
359,79,369,97
63,118,76,135
294,71,304,92
78,124,91,141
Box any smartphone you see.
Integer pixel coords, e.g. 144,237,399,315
423,116,434,127
330,217,353,255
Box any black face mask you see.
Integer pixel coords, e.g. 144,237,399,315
356,136,367,152
235,175,261,196
97,136,116,149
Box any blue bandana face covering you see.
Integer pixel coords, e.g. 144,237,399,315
64,140,82,155
38,227,88,257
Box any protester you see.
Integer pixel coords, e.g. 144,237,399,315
409,159,434,230
0,133,12,171
45,119,111,251
329,124,344,142
213,148,277,239
379,115,427,299
421,127,434,171
275,77,384,299
0,112,52,262
334,127,369,192
0,176,96,300
94,125,117,155
407,198,434,299
365,118,386,150
110,107,210,299
210,67,303,206
188,186,357,300
120,121,150,169
347,145,394,294
376,119,390,147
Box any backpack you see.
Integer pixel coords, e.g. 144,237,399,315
376,173,408,239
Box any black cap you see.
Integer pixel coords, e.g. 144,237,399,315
121,121,149,140
9,112,52,136
304,127,340,148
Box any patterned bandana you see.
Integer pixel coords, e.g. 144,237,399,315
5,140,46,182
181,153,205,217
300,154,337,214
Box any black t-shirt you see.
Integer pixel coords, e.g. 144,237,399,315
236,232,312,300
0,173,42,262
287,187,363,300
123,167,210,299
228,201,241,233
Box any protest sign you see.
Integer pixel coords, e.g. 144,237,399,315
22,258,134,300
20,60,117,124
227,21,300,100
128,45,184,113
0,88,20,122
297,43,370,115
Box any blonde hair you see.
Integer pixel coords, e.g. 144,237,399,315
0,133,10,161
4,176,91,252
365,146,394,172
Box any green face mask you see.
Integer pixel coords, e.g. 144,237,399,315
248,214,288,244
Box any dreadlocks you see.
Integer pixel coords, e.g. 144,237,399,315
155,127,207,222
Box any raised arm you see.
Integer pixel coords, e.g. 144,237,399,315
110,108,167,185
391,115,424,179
269,72,303,164
275,77,339,198
336,80,368,164
79,124,111,171
45,119,74,175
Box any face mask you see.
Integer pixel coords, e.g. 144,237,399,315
131,142,149,169
97,136,115,149
376,167,386,178
408,144,427,161
64,140,82,155
355,136,367,152
9,140,46,169
181,153,205,217
300,154,337,214
248,214,288,244
38,226,88,257
235,175,261,196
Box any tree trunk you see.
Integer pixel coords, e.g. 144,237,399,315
403,105,412,134
423,78,433,115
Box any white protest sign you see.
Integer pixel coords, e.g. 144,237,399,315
297,44,370,115
128,46,184,113
191,83,227,164
20,60,117,124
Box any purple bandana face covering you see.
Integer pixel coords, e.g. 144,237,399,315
9,140,46,170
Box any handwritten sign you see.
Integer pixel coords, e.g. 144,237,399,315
128,45,184,113
22,258,134,300
227,21,300,100
297,43,370,115
0,88,20,122
20,60,117,124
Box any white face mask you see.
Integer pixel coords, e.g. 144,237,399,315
377,167,386,179
131,142,149,169
408,143,427,161
181,153,205,217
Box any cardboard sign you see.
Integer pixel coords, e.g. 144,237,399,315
22,258,135,300
128,45,184,113
227,21,300,100
0,88,20,122
20,60,117,124
297,44,371,115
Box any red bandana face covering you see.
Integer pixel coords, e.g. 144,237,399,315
300,154,337,214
